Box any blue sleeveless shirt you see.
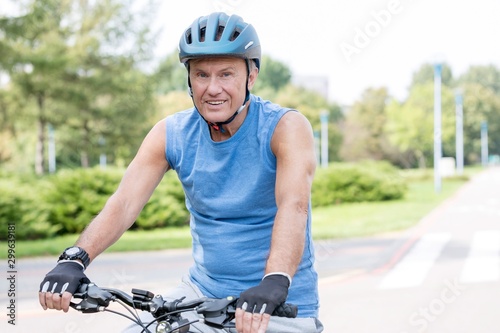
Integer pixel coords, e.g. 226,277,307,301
165,95,319,317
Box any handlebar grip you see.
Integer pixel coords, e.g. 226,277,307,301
273,302,298,318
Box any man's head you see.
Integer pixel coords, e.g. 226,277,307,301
178,12,261,131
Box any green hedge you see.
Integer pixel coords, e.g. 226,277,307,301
136,172,189,230
312,161,407,207
0,177,59,240
0,168,188,240
1,161,407,240
44,168,123,234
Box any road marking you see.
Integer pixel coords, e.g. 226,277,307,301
460,230,500,283
318,269,366,286
379,232,451,289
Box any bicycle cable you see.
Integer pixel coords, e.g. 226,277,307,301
142,308,200,333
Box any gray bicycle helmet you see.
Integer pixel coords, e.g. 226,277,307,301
179,12,261,70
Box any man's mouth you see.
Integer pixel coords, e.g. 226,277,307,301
205,100,226,106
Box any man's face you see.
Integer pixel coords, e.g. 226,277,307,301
189,57,253,124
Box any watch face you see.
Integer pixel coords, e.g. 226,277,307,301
66,247,80,255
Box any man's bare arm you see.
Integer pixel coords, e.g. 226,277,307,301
76,119,169,263
268,111,316,277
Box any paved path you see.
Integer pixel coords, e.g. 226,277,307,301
318,166,500,332
2,166,499,332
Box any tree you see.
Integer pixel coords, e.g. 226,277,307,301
0,0,159,171
460,83,500,163
272,84,343,162
154,51,187,94
410,62,454,87
457,65,500,162
157,90,193,117
340,87,399,163
458,64,500,95
253,55,292,93
53,0,158,168
1,0,73,174
385,83,456,168
0,87,17,163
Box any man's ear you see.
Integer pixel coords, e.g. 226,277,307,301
247,67,259,90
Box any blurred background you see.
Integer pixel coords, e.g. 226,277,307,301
2,1,500,332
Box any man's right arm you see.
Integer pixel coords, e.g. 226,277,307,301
76,119,169,261
39,119,169,312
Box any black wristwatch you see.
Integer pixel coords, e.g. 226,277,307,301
58,246,90,269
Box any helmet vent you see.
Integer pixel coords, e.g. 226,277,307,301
196,25,240,42
185,28,192,44
230,30,240,41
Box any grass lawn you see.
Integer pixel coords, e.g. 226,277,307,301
8,168,478,259
13,227,193,259
312,179,466,239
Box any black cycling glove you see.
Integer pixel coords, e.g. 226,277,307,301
39,261,90,295
236,274,290,315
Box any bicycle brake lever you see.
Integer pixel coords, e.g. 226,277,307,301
70,283,113,313
70,298,104,313
196,296,237,328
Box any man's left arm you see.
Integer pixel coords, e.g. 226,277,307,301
266,111,316,277
235,111,316,333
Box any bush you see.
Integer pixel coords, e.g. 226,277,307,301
135,172,189,229
44,168,124,234
0,177,59,240
312,161,407,207
0,160,409,239
44,167,189,234
0,168,189,239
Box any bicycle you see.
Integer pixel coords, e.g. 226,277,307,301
70,282,298,333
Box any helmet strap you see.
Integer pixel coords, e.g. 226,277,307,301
206,103,246,132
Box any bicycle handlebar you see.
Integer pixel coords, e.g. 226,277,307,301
70,283,298,332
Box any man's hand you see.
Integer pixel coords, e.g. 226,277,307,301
235,274,290,333
38,261,90,312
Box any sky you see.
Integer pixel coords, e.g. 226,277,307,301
2,0,500,105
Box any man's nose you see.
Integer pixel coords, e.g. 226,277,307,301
206,76,223,95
